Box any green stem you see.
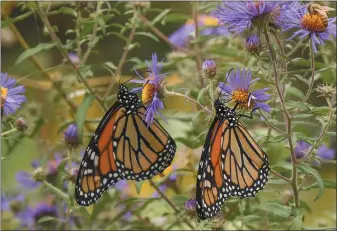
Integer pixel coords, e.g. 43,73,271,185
259,109,287,135
75,7,82,59
80,2,102,66
292,41,315,118
263,25,299,208
1,128,18,137
35,2,107,112
192,2,204,89
165,90,213,115
43,180,69,201
297,98,334,164
103,8,137,99
149,180,194,230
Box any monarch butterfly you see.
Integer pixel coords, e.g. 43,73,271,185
196,99,269,219
75,85,176,206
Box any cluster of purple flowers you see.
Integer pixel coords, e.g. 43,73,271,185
294,140,335,165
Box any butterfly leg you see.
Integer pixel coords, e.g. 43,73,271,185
238,108,259,119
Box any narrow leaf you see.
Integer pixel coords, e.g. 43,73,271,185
15,43,56,65
259,203,291,218
135,181,144,194
298,163,324,201
76,94,95,143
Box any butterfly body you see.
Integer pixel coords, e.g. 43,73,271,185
75,85,176,206
196,99,270,220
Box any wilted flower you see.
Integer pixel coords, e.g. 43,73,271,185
279,3,336,53
131,53,166,125
316,84,336,98
15,116,28,131
64,123,79,148
245,34,262,53
215,1,287,35
217,68,271,112
184,197,197,216
16,154,62,189
202,59,217,79
1,73,27,116
1,193,25,213
168,15,228,47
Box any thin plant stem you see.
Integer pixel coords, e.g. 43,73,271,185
297,98,334,164
136,13,193,55
1,128,18,137
75,7,82,59
165,90,213,115
35,2,107,112
8,23,77,113
103,9,137,99
192,2,204,88
149,180,194,230
270,169,291,183
292,41,315,118
259,109,287,135
263,25,300,208
80,2,102,66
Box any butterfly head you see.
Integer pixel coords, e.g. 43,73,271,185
118,85,141,112
214,99,235,119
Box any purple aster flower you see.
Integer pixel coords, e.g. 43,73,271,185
68,52,80,66
202,59,217,79
294,140,311,159
215,1,288,35
18,202,58,229
184,197,197,215
217,68,271,112
246,34,262,53
131,53,166,125
317,144,335,161
64,123,79,148
1,193,25,213
1,73,27,116
279,3,336,53
168,15,229,47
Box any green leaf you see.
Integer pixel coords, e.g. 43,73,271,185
135,181,144,194
265,134,287,143
15,43,56,65
151,9,171,25
135,32,159,42
97,16,107,35
197,88,207,104
1,11,34,28
76,94,95,143
310,106,330,116
289,212,303,230
37,216,58,224
285,100,310,111
298,163,324,201
259,203,291,218
293,132,316,145
300,179,336,191
57,6,77,17
286,86,304,99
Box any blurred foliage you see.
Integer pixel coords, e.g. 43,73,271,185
1,1,336,230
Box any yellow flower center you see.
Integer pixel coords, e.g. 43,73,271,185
232,89,254,110
301,13,326,32
1,86,8,107
142,83,156,104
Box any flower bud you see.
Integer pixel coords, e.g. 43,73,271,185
64,123,79,148
245,34,261,53
184,197,197,216
202,59,217,79
16,116,28,131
